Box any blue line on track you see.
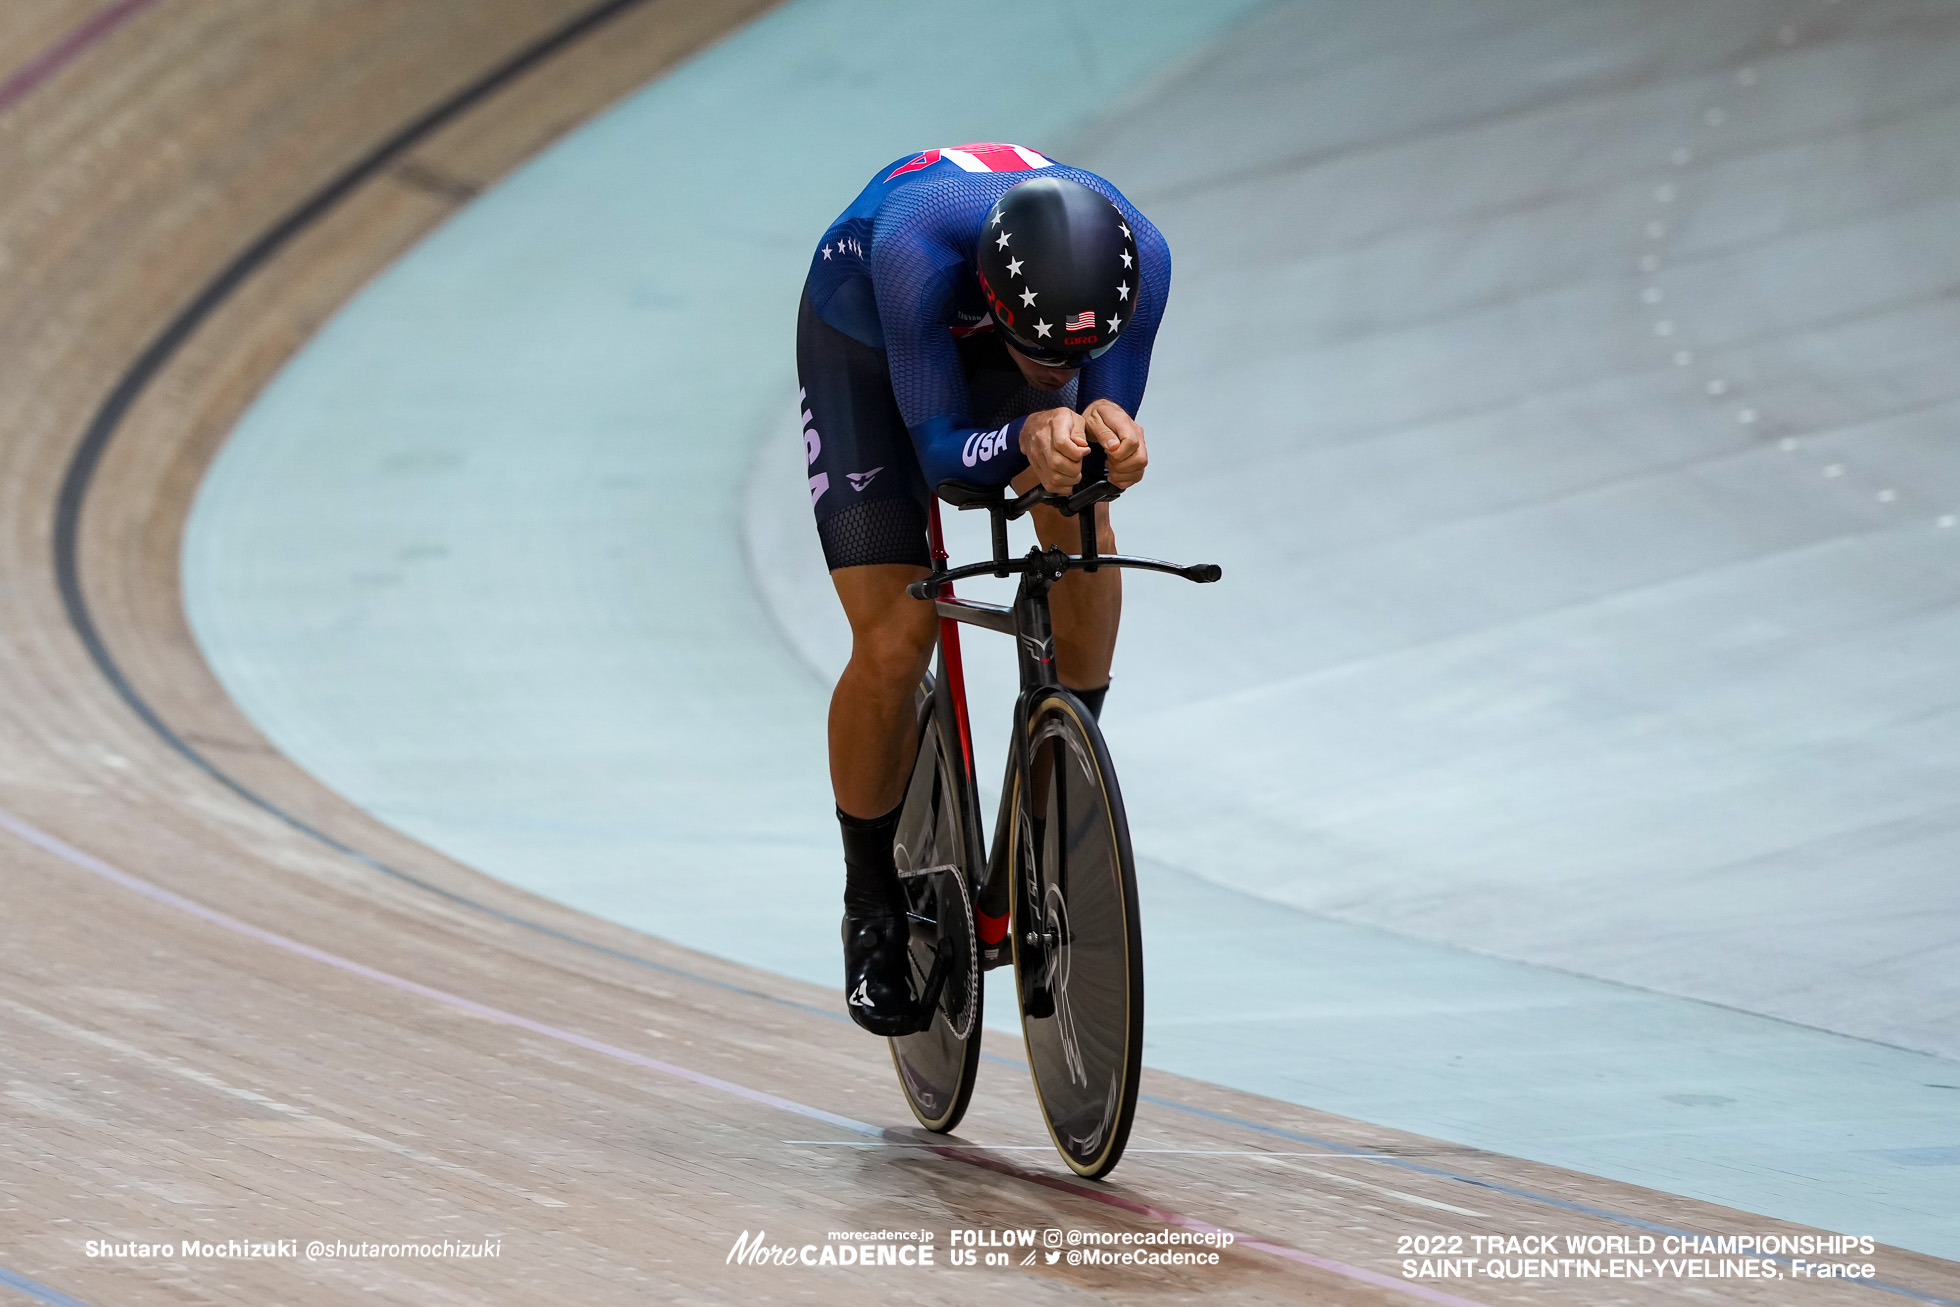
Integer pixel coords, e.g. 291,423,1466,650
0,1266,96,1307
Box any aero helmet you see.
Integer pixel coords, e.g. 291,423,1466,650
974,176,1139,369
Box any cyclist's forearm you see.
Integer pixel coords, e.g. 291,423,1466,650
912,414,1030,489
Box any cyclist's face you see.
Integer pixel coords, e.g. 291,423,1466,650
1003,339,1080,391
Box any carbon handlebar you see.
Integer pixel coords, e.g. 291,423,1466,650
906,552,1221,600
909,478,1222,600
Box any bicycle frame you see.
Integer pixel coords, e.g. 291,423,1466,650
925,499,1059,938
922,499,997,952
918,482,1221,948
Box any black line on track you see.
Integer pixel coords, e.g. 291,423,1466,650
45,0,847,1024
44,12,1960,1296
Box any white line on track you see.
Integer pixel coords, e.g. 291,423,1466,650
0,804,1488,1307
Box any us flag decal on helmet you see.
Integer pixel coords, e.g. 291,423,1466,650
1064,310,1096,331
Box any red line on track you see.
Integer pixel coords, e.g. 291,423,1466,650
0,0,163,118
0,805,1485,1305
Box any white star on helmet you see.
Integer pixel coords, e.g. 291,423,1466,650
1006,256,1024,277
1019,287,1037,307
995,230,1011,250
1107,313,1122,332
1116,280,1129,301
1033,319,1053,338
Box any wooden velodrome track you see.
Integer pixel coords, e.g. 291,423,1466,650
1,3,1956,1304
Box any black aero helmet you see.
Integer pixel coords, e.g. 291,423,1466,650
975,176,1139,369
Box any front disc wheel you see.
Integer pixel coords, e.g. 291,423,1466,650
1011,691,1143,1178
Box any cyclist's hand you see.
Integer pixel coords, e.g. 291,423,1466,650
1085,399,1147,489
1019,407,1090,494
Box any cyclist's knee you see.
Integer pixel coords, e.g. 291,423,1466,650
833,565,935,686
851,609,934,685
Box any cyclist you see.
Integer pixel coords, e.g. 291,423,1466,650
796,143,1169,1035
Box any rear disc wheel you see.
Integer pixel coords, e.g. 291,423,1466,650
889,709,982,1132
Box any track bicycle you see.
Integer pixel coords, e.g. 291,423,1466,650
884,476,1220,1178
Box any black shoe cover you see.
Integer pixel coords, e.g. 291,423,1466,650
842,913,920,1036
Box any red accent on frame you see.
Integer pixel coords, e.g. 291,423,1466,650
927,501,975,779
975,910,1010,946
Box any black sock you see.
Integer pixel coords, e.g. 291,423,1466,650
838,802,906,918
1071,683,1109,721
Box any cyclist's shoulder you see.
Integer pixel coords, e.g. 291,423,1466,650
811,147,1164,317
854,145,1114,232
830,145,1154,234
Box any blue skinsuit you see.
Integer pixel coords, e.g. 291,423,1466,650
802,144,1170,494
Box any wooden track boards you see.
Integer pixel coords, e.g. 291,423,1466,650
0,3,1957,1304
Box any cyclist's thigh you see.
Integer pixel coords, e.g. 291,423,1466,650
796,295,930,571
